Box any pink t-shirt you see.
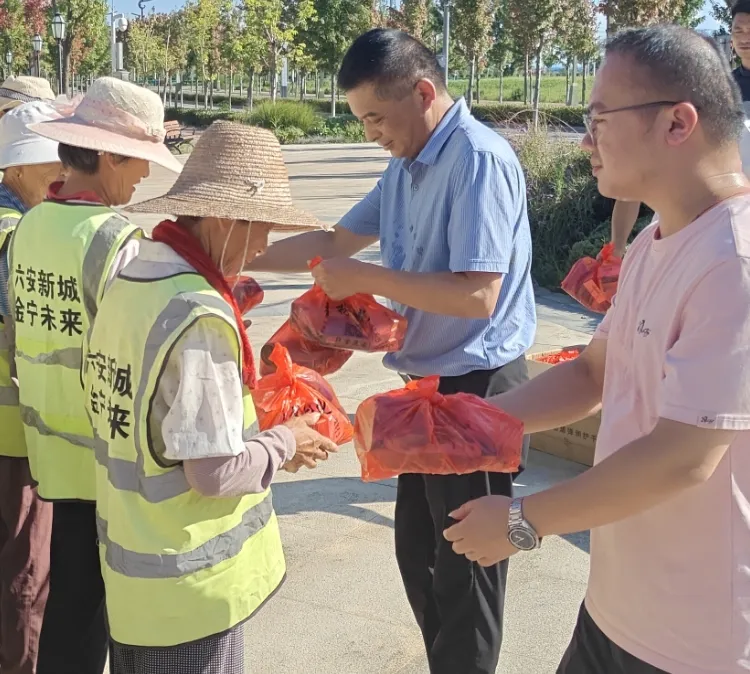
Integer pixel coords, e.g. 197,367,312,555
586,194,750,673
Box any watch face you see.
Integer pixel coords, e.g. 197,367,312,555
509,526,537,551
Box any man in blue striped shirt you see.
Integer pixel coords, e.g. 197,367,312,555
251,28,535,673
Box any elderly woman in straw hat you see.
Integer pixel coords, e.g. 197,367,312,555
0,99,62,674
7,77,181,673
82,120,336,673
0,76,56,116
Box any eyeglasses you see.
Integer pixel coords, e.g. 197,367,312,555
584,101,682,140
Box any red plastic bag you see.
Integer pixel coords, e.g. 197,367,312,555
354,376,524,482
230,276,264,314
289,258,407,352
534,347,581,365
561,243,622,314
259,320,353,377
251,344,353,445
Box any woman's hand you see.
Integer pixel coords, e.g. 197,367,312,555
281,413,338,472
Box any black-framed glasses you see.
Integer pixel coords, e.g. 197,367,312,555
584,101,682,139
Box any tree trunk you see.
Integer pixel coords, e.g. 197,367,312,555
315,71,320,98
533,46,543,127
499,64,504,103
239,73,243,99
475,61,480,102
246,67,255,109
330,71,337,117
300,73,306,101
568,55,577,107
466,56,475,110
209,78,214,108
523,51,529,105
565,57,570,104
581,57,588,107
180,73,184,107
270,47,278,103
203,75,208,110
229,66,233,110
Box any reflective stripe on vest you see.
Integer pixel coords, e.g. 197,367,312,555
0,208,26,457
9,202,139,499
85,270,284,647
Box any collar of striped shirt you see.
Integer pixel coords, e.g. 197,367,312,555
0,182,28,215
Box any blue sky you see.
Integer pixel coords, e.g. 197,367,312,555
112,0,722,32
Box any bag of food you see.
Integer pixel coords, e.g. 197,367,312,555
259,320,353,377
533,347,581,365
289,258,407,352
252,344,353,445
230,276,265,314
561,243,622,314
354,376,524,482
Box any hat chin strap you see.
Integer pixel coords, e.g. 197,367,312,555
220,218,252,292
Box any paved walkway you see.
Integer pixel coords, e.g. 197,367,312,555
118,143,599,673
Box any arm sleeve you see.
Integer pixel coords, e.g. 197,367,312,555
446,152,523,275
157,318,248,460
337,178,382,237
183,426,295,497
659,258,750,431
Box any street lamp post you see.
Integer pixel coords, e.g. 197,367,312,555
5,51,12,78
52,12,66,95
110,9,128,77
32,34,42,77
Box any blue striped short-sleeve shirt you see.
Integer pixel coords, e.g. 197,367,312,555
339,98,536,377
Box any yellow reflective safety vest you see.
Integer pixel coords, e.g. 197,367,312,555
84,268,285,647
0,206,26,457
9,201,140,500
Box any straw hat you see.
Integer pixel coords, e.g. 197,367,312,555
127,121,323,231
0,76,56,111
27,77,181,173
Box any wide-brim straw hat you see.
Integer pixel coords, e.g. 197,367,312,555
127,121,324,232
0,76,56,111
27,77,182,174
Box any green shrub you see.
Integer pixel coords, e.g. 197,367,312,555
306,99,353,116
471,103,585,129
275,126,306,144
508,128,652,288
249,101,319,134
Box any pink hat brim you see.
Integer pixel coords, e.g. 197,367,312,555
28,119,183,174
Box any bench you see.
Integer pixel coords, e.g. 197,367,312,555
163,120,195,154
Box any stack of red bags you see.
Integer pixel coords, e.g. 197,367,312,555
251,344,353,446
260,257,408,376
561,243,622,314
354,376,524,482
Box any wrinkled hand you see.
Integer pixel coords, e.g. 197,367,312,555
281,413,338,473
310,258,373,301
442,495,518,567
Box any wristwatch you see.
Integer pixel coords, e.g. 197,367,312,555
507,498,541,551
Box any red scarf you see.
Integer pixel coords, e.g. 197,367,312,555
152,219,257,389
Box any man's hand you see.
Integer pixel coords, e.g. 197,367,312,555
310,257,375,300
443,495,519,567
281,413,338,472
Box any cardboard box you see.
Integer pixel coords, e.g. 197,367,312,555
526,346,599,467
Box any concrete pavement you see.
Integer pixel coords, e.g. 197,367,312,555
119,143,598,673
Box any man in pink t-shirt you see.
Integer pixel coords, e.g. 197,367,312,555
444,24,750,674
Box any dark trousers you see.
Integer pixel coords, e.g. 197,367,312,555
395,356,530,674
0,457,52,674
36,501,108,674
558,604,667,674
